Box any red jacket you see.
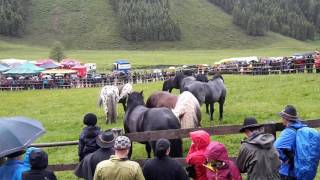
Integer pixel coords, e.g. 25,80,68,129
186,130,210,180
204,142,242,180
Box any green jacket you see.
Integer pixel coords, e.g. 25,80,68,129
93,155,145,180
236,133,281,180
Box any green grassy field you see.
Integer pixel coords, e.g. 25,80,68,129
1,74,320,179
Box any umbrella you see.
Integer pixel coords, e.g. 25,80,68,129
0,116,46,157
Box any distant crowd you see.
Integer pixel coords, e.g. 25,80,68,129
1,105,319,180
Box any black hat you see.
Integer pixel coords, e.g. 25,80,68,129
83,113,97,126
30,149,48,170
96,131,115,149
278,105,299,121
155,139,170,158
239,117,263,132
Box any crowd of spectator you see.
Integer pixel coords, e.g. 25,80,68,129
1,106,319,180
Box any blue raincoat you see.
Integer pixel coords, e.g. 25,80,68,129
0,147,38,180
274,120,306,177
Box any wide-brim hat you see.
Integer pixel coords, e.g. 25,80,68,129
278,105,299,121
96,131,115,149
239,117,263,132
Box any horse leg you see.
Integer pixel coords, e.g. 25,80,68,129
169,139,183,157
169,88,172,93
210,102,214,121
102,99,109,124
219,97,225,121
206,103,209,114
145,142,152,158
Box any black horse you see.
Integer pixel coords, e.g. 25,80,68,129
124,91,183,158
183,74,226,121
162,78,175,92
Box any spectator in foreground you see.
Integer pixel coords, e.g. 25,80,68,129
22,149,56,180
236,117,280,180
186,130,210,180
93,136,145,180
78,113,101,161
274,105,309,180
142,139,188,180
204,141,242,180
0,150,29,180
75,130,115,180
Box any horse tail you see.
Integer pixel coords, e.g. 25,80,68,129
97,96,103,107
107,94,117,123
146,96,153,108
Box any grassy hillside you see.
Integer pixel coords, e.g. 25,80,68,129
0,0,310,50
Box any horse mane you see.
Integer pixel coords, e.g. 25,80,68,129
195,74,208,82
212,73,224,82
127,91,145,111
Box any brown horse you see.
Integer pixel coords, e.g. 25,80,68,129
146,91,201,128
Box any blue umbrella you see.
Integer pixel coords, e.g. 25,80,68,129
0,117,46,157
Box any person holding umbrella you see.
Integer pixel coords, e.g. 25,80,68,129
0,117,46,180
0,150,29,180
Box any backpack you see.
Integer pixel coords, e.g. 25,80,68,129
292,126,320,180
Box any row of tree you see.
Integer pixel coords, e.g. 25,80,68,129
209,0,319,40
110,0,181,41
0,0,30,36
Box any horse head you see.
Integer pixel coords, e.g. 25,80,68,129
127,91,145,110
173,72,185,89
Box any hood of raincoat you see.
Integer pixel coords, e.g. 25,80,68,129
204,141,229,162
24,147,39,167
246,133,275,149
189,130,210,150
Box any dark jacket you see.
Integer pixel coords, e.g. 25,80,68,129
142,156,188,180
22,170,56,180
78,126,101,161
237,133,281,180
75,148,115,180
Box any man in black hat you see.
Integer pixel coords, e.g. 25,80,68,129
75,130,115,180
142,139,188,180
236,117,281,180
274,105,306,179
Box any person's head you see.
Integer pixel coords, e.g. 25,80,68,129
239,117,263,138
6,150,25,160
278,105,299,126
114,136,131,158
83,113,97,126
96,130,115,149
29,149,48,170
155,139,171,159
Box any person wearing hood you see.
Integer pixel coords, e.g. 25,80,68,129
236,117,281,180
75,130,115,180
78,113,101,161
0,151,27,180
274,105,307,179
22,149,56,180
204,141,242,180
186,130,210,180
142,139,188,180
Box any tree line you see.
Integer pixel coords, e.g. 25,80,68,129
110,0,181,41
209,0,320,40
0,0,30,36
